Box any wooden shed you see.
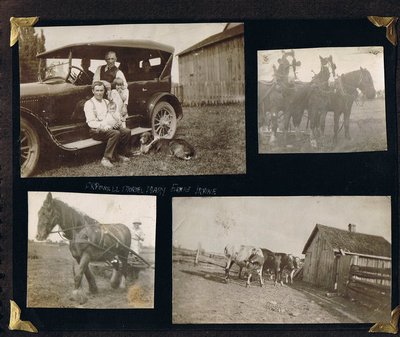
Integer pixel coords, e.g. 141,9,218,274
176,23,244,106
302,224,391,306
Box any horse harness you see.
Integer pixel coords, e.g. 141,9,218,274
336,70,365,98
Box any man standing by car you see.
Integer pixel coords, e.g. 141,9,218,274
93,51,128,87
84,81,131,168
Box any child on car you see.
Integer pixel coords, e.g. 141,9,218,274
110,77,130,128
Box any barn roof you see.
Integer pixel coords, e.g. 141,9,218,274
302,224,391,257
177,24,244,57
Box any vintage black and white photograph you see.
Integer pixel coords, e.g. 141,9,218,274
27,192,156,308
258,47,386,153
172,196,391,324
19,23,245,177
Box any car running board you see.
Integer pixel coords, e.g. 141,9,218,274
62,127,152,150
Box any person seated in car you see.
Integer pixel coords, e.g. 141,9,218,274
84,81,131,168
93,51,127,87
75,58,94,85
140,59,157,80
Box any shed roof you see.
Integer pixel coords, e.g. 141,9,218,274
177,24,244,57
302,224,391,257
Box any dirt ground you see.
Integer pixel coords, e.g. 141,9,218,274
27,241,155,309
172,261,390,324
258,98,387,153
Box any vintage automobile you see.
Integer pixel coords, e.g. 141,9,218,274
20,40,182,177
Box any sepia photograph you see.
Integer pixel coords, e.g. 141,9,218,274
172,196,391,324
19,23,245,177
27,192,156,308
258,47,386,153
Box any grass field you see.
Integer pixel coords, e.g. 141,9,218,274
27,241,155,308
259,98,387,153
35,103,246,177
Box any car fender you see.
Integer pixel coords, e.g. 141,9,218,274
146,92,183,120
20,108,77,152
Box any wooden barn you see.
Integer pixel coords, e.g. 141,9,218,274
302,224,391,307
176,23,244,106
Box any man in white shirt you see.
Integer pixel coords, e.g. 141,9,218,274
84,81,131,168
93,51,128,87
131,221,145,254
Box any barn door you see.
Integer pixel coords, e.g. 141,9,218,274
336,255,353,294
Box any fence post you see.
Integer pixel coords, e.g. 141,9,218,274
194,242,202,266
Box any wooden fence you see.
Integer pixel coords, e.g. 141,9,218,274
345,254,391,309
173,247,226,269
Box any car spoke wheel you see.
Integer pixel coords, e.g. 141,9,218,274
151,101,177,139
20,117,40,177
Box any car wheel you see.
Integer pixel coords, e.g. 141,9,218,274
20,117,40,177
151,101,177,139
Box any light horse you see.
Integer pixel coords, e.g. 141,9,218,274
283,55,337,147
318,67,376,143
35,192,132,304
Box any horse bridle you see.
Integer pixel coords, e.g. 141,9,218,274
338,69,365,97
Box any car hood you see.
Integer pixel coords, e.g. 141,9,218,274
20,81,85,98
20,82,52,98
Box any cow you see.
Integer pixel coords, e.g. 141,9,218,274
224,244,264,287
261,248,299,286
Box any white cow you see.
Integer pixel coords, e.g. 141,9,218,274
224,244,264,287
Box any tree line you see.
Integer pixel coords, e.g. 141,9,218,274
19,27,46,83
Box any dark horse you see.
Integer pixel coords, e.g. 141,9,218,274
36,192,132,304
316,67,376,143
259,55,336,146
283,55,336,147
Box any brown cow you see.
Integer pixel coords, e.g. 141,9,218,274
224,244,264,287
261,248,299,286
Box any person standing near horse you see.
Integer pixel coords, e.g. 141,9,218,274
273,53,291,86
131,221,145,254
84,81,131,168
267,50,298,142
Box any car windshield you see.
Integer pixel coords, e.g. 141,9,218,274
41,58,70,82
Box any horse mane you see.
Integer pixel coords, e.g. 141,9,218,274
53,198,99,239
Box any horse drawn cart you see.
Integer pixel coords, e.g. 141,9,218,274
35,192,154,305
258,50,377,152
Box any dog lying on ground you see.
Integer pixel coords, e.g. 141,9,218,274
137,132,196,160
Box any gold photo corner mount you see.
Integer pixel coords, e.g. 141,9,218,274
369,305,400,334
10,16,40,47
8,300,38,333
367,16,398,46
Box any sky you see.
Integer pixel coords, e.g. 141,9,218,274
258,46,385,91
28,192,156,247
36,23,227,83
172,196,391,256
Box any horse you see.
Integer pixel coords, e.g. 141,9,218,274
35,192,132,304
259,55,336,147
283,55,337,147
316,67,376,144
